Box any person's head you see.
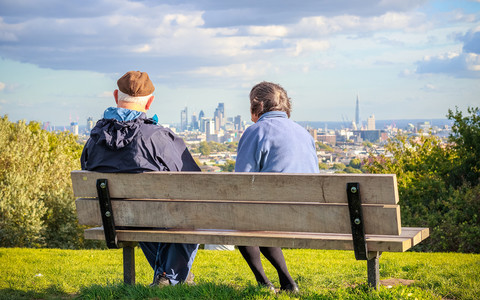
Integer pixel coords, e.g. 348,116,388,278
114,71,155,112
249,81,291,122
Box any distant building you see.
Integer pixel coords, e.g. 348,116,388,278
191,112,198,130
234,115,242,131
70,122,79,135
417,121,431,132
200,117,207,133
317,134,336,145
355,95,360,129
180,107,188,132
205,118,216,141
354,130,386,143
87,117,95,133
214,103,225,131
308,128,318,141
367,114,375,130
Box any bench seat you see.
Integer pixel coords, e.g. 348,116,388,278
85,226,429,252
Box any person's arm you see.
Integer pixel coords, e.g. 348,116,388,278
235,127,263,173
154,127,201,172
80,140,90,170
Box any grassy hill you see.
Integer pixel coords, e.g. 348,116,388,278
1,247,479,299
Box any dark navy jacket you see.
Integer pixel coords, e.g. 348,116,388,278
81,113,200,173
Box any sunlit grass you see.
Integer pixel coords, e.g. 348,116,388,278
0,248,478,299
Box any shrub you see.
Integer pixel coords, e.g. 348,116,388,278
363,107,480,253
0,116,88,248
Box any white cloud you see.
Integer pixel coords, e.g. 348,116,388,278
133,44,152,53
415,24,480,78
248,25,288,37
447,9,478,23
187,61,272,78
291,12,427,38
421,83,436,91
0,17,20,42
416,51,480,78
465,53,480,71
0,82,5,91
292,40,330,56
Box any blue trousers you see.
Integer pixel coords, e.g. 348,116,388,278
139,242,198,285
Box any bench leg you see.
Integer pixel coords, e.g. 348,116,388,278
123,245,135,285
367,251,381,289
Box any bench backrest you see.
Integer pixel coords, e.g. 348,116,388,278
72,170,401,236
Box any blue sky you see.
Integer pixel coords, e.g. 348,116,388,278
0,0,479,126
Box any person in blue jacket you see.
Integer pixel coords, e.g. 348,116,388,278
81,71,200,286
235,81,320,293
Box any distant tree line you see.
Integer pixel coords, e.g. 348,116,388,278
190,141,238,156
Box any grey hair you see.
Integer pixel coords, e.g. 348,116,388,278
117,90,152,104
250,81,292,118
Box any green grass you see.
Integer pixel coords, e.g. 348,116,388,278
0,248,479,299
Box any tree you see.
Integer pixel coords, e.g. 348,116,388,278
363,141,373,148
363,107,480,253
348,158,362,169
447,106,480,187
220,160,235,172
344,166,362,174
198,141,211,156
331,163,346,171
318,162,329,170
316,142,334,152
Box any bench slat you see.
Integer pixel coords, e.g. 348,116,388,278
83,226,428,252
71,171,399,205
76,198,401,235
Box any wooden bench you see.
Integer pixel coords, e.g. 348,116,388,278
71,170,429,289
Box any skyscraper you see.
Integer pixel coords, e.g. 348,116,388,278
191,112,198,130
367,114,375,130
180,107,188,132
234,115,242,131
198,110,206,132
70,122,79,135
87,117,95,133
205,118,216,141
217,103,225,116
214,102,225,131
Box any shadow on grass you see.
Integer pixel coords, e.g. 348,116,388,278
0,282,436,300
77,283,277,300
0,285,73,300
77,282,432,300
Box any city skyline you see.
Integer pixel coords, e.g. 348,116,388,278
0,1,479,125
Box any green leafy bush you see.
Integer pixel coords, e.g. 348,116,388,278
318,162,329,170
331,163,346,171
364,107,480,253
348,158,362,169
220,160,236,172
0,116,93,248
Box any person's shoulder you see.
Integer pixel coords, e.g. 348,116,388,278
242,121,267,138
140,120,175,134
